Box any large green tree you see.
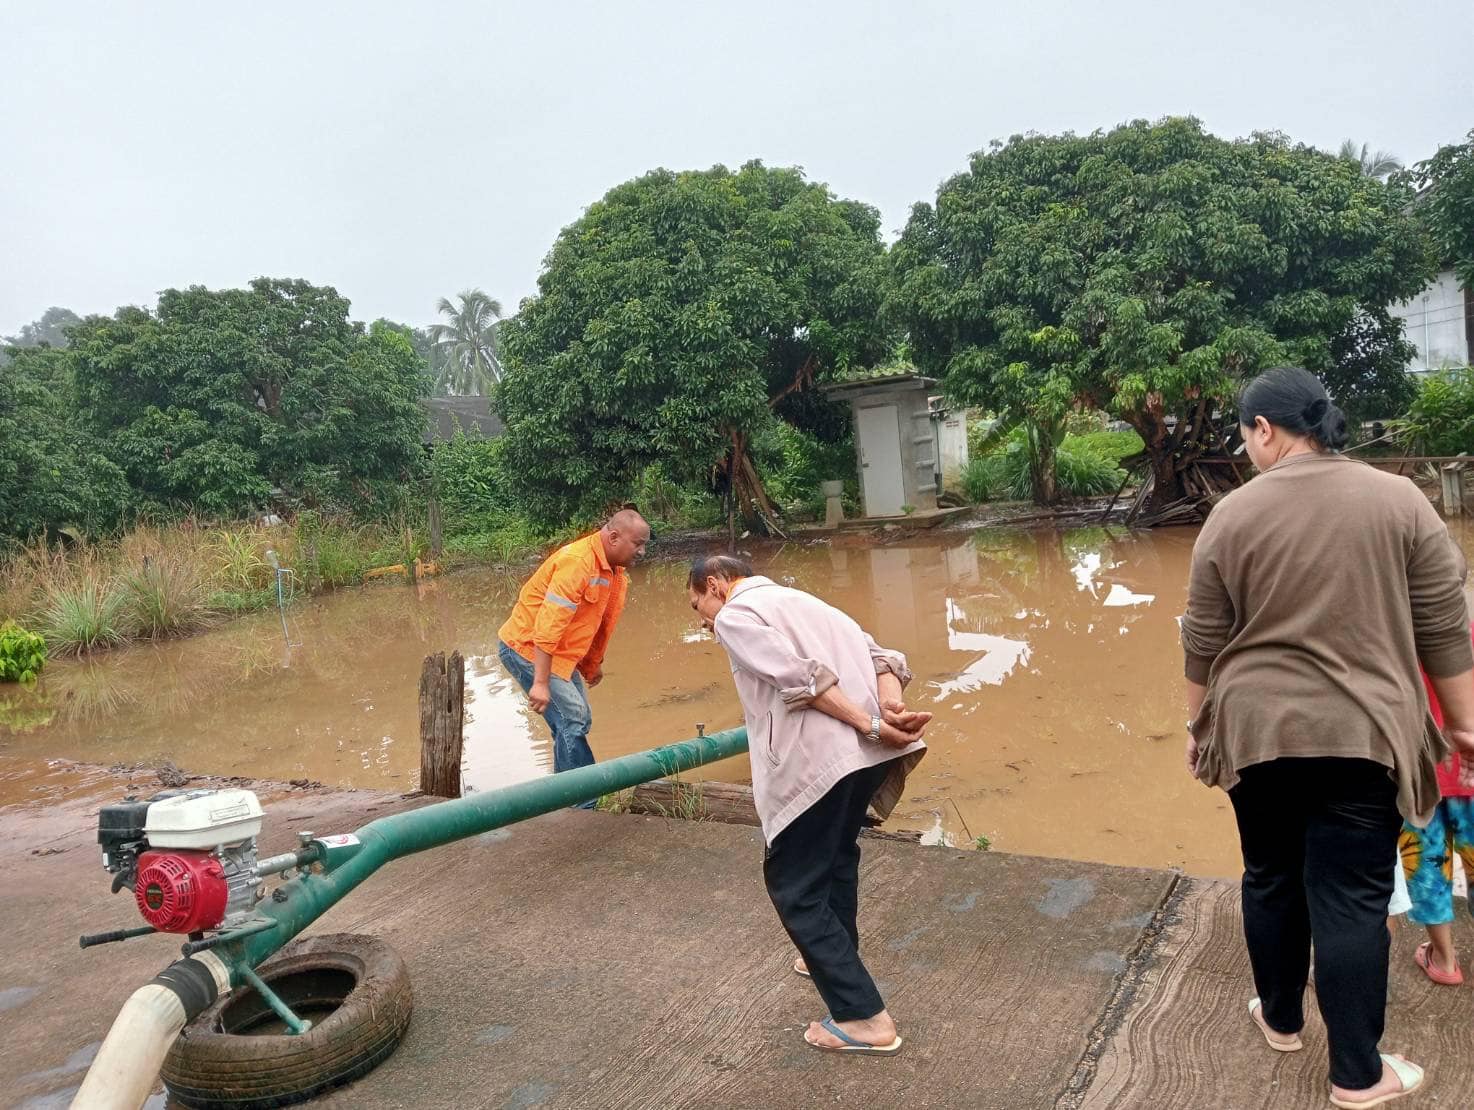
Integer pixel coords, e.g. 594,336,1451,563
1414,128,1474,288
0,306,82,368
68,279,428,517
497,161,888,528
2,306,81,350
889,118,1431,506
0,345,130,539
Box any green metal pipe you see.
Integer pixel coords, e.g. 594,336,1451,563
221,727,748,978
240,966,312,1035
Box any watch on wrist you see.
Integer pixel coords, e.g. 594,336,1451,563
867,715,882,743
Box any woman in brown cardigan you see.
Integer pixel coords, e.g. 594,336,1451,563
1182,367,1474,1109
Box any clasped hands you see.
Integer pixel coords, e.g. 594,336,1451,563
876,697,931,749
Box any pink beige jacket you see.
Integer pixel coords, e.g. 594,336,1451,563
712,576,927,843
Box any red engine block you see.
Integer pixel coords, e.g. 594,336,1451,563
134,850,229,933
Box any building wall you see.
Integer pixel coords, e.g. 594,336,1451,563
1391,269,1471,372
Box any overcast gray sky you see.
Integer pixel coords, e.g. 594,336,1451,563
2,0,1470,336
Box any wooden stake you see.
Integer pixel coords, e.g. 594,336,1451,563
418,650,465,798
1441,460,1466,518
428,494,444,559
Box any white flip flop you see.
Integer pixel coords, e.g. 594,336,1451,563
1329,1055,1424,1109
793,956,811,978
1248,997,1303,1052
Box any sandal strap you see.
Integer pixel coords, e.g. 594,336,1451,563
1381,1055,1424,1091
820,1018,871,1048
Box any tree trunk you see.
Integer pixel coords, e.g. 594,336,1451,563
1125,397,1248,525
1028,425,1060,505
722,428,786,538
1127,407,1187,511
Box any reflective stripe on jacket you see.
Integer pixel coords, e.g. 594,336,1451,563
498,532,629,681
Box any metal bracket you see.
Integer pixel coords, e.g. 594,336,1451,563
180,918,279,957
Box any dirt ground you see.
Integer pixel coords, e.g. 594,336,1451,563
3,772,1471,1110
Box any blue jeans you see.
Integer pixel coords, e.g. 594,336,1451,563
497,642,597,804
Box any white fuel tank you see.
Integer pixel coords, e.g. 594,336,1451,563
144,789,264,850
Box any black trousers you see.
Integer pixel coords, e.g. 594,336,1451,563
1229,757,1403,1091
763,762,891,1022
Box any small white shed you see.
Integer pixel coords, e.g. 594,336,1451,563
824,370,940,518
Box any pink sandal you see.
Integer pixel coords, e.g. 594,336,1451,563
1414,942,1463,985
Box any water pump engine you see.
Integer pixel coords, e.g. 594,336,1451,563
97,789,265,934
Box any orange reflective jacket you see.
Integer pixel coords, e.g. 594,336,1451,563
498,532,629,681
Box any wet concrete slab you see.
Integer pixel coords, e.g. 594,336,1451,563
307,811,1172,1110
4,783,1471,1109
1075,878,1474,1110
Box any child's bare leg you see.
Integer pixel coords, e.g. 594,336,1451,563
1425,922,1457,973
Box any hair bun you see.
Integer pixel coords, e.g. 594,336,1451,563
1303,397,1329,424
1320,403,1350,450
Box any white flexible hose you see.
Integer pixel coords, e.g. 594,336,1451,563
70,952,232,1110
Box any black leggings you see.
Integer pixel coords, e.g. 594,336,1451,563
763,762,891,1022
1229,757,1403,1091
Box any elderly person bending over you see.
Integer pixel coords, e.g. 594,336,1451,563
688,554,929,1056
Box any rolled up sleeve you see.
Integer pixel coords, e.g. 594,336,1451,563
1409,498,1473,677
864,632,912,688
713,607,838,709
1182,531,1235,684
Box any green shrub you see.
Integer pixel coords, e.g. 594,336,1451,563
0,620,47,682
1397,369,1474,456
756,421,857,519
1068,429,1144,463
432,433,518,533
630,465,723,531
962,427,1127,502
1055,443,1129,495
444,515,546,564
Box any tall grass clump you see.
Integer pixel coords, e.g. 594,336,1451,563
210,527,273,591
36,563,129,655
122,554,210,639
292,513,369,589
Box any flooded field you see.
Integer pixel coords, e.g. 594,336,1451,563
3,519,1470,877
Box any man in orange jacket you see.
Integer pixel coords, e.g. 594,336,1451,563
497,508,650,786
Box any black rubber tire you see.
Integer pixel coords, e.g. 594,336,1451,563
161,933,413,1110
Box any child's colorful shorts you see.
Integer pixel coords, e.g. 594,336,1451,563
1399,797,1474,926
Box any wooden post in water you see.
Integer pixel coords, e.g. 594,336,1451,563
418,650,465,797
428,492,444,559
1441,459,1466,518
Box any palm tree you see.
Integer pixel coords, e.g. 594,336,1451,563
428,289,504,395
1337,140,1403,180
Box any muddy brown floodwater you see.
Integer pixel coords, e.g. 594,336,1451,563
3,519,1471,877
